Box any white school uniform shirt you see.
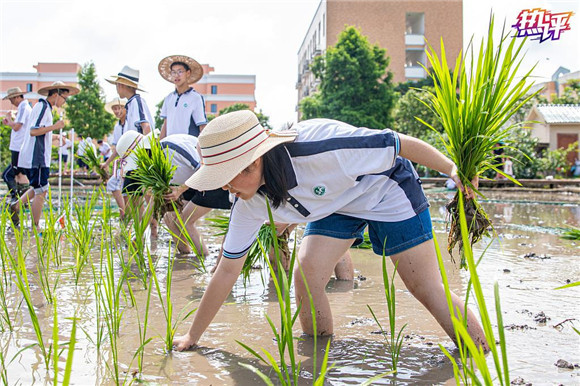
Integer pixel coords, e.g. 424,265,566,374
160,88,207,137
125,94,154,134
58,139,72,156
160,134,200,184
110,119,128,146
77,138,92,157
9,99,32,151
100,142,112,158
222,118,429,259
18,99,53,169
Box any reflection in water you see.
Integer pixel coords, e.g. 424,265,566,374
1,190,579,384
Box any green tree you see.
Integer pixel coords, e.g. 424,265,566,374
154,99,164,131
212,103,273,130
0,121,11,168
550,79,580,104
299,26,397,129
392,86,442,139
65,62,116,139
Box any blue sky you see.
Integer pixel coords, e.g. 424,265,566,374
1,0,578,129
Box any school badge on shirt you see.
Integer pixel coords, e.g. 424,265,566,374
184,103,188,108
313,185,326,196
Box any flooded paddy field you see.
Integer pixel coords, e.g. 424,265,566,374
0,187,578,385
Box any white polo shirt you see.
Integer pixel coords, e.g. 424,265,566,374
10,99,32,151
221,118,429,259
126,94,154,134
160,88,207,137
160,134,200,184
110,119,128,146
100,142,112,158
18,99,53,169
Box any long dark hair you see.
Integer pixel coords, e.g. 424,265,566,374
260,144,290,209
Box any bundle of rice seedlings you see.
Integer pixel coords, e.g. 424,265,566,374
78,142,108,181
419,16,538,266
131,136,177,221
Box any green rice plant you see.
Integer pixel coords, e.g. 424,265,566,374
119,199,154,287
62,315,77,386
419,16,538,266
131,136,177,222
78,142,108,181
560,225,580,240
64,189,100,285
164,203,207,271
51,298,79,386
435,192,510,384
367,259,406,374
0,205,16,332
554,281,580,335
126,275,154,378
147,243,197,353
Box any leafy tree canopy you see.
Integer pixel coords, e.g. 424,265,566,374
299,26,397,129
65,62,116,139
211,103,273,130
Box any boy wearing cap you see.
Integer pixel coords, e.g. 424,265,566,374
2,87,32,200
12,81,79,227
158,55,207,139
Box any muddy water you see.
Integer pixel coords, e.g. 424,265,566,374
1,189,579,385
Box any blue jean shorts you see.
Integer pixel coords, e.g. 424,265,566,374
304,209,433,256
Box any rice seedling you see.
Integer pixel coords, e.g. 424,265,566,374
119,201,154,287
77,143,109,181
367,259,406,374
0,206,16,332
131,136,177,222
65,189,100,285
560,225,580,240
126,275,153,379
147,243,197,353
164,204,207,271
435,192,510,384
419,16,538,266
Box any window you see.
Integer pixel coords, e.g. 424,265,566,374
405,49,425,67
211,85,218,94
26,83,33,92
406,13,425,35
210,104,217,113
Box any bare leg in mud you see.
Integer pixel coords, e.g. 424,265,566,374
294,235,489,350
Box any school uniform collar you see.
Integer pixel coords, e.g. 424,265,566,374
126,94,140,106
174,87,193,97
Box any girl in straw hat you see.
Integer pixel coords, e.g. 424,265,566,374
173,110,488,352
158,55,207,139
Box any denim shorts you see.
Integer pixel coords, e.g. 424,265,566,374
304,209,433,256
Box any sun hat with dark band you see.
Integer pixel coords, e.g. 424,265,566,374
2,87,25,100
158,55,204,84
105,97,128,115
185,110,297,191
37,81,80,97
106,65,146,92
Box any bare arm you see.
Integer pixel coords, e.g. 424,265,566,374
398,133,476,198
159,119,167,139
30,120,65,137
173,254,246,351
140,121,151,135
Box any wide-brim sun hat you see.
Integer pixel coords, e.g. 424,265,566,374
116,131,154,175
37,81,80,97
2,87,25,100
158,55,204,84
105,65,146,92
185,110,297,191
105,97,128,115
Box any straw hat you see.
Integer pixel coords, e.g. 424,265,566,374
105,65,146,92
37,81,80,97
2,87,25,100
105,97,127,115
185,110,297,191
116,131,155,174
158,55,203,84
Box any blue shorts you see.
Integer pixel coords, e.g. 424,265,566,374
29,167,50,194
304,209,433,256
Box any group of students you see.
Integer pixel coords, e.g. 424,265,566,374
2,54,490,355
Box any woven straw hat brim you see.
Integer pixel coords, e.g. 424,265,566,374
158,55,203,84
37,84,80,97
2,89,25,100
185,133,296,192
105,98,127,115
105,77,146,92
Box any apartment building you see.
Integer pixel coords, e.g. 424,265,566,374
196,64,256,117
296,0,463,113
0,62,80,113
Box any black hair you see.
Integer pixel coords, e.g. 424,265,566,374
171,61,190,72
259,144,290,209
97,140,103,144
47,88,69,97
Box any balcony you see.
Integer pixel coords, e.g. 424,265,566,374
405,34,425,46
404,66,426,79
